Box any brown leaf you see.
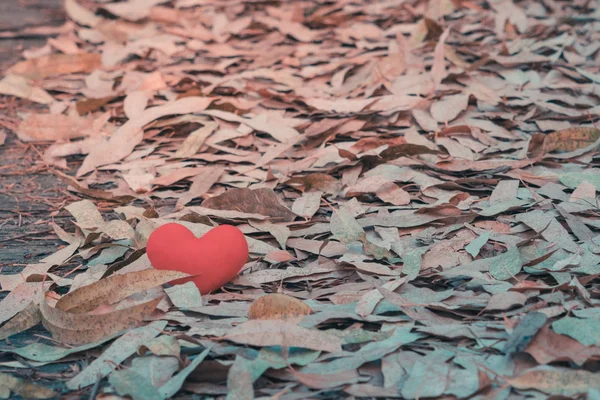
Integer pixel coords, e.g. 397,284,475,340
175,123,218,158
507,367,600,396
56,269,190,313
65,0,101,27
543,127,600,153
0,372,56,399
290,369,360,389
285,174,342,196
78,97,215,177
16,114,96,142
248,294,312,320
40,292,162,345
0,302,41,341
10,53,101,79
176,165,225,208
524,326,600,366
151,167,205,186
0,74,54,104
54,170,136,203
431,29,450,89
291,192,322,218
0,282,48,325
76,96,117,115
202,188,297,222
223,320,342,352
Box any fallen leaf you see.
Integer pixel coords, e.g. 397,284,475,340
16,113,96,142
430,94,469,122
0,302,41,341
224,320,342,352
507,366,600,396
40,292,163,345
66,321,168,389
78,97,215,177
552,317,600,346
65,0,101,27
248,294,312,320
286,174,342,196
10,53,101,79
0,373,55,399
291,191,322,218
176,165,224,208
55,268,190,313
0,74,54,104
202,188,297,222
525,325,600,365
431,29,450,89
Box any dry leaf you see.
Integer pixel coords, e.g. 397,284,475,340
430,94,469,122
40,292,162,345
10,53,101,79
507,367,600,396
16,114,96,142
0,373,55,399
431,29,450,89
248,294,312,320
543,127,600,153
55,268,190,313
78,97,215,176
202,188,297,222
176,165,225,208
224,320,342,352
0,303,41,341
0,74,54,104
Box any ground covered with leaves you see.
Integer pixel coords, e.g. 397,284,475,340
0,0,599,398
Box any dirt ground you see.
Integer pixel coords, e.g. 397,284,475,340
0,0,68,270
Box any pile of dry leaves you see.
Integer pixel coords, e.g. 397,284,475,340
0,0,599,398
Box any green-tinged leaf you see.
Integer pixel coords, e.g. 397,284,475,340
226,355,254,400
552,317,600,346
0,334,118,362
141,335,181,357
401,349,454,399
465,231,490,258
250,348,320,382
132,356,179,388
476,199,531,217
164,281,202,309
503,312,548,355
301,325,421,375
160,347,211,399
331,206,364,244
66,321,167,390
109,369,163,400
559,170,600,190
489,247,522,280
402,247,428,281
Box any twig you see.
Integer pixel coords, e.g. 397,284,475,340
0,228,53,243
88,375,102,400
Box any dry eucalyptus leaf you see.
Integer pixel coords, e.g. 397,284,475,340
224,320,342,352
0,74,54,104
9,52,101,79
41,292,162,345
248,294,312,320
202,188,297,222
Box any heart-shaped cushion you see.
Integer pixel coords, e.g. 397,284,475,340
146,223,248,294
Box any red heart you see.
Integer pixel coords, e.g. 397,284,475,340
146,223,248,294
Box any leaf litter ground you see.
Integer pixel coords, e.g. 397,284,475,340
0,0,600,399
